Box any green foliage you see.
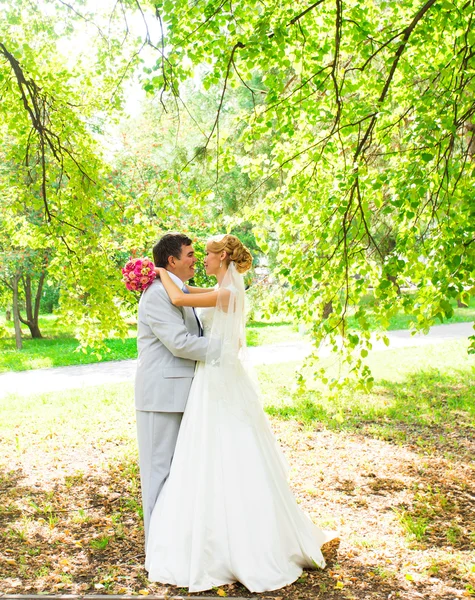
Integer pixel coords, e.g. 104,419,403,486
138,0,475,387
0,0,130,348
39,283,60,314
0,0,207,351
0,313,299,371
347,295,475,331
1,0,474,387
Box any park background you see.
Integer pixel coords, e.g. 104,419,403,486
0,0,474,598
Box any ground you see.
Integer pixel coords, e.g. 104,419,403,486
0,340,474,599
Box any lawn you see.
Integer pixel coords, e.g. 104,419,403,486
0,340,474,598
261,338,475,433
347,294,475,331
0,314,301,373
0,314,138,372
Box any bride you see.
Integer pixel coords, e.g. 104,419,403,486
145,234,336,593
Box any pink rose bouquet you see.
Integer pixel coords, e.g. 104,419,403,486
122,257,156,292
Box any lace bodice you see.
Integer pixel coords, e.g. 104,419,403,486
198,307,215,336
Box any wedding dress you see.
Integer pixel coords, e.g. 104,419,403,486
145,264,335,593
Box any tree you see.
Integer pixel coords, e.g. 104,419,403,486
0,247,49,340
133,0,475,387
2,0,474,383
0,0,245,351
0,0,147,349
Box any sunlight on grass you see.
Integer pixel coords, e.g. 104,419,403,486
347,294,475,331
2,340,473,453
260,339,475,432
1,339,474,597
0,382,137,466
0,312,303,372
246,322,302,346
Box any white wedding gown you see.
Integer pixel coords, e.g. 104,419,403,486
145,305,335,593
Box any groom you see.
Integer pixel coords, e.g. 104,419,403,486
135,233,210,546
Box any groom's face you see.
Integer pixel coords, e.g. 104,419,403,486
168,244,197,282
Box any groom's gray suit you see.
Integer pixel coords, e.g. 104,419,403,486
135,276,209,544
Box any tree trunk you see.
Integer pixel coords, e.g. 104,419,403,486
5,310,11,321
18,272,44,338
387,275,401,295
322,301,333,319
34,270,46,326
12,274,22,350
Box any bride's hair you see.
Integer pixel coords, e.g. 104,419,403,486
208,234,253,274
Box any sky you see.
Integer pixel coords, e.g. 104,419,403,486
49,0,163,116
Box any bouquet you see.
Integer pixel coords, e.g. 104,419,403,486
122,257,156,292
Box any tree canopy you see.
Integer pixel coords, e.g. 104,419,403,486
134,0,475,386
1,0,474,384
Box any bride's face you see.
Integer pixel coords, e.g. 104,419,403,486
204,244,222,276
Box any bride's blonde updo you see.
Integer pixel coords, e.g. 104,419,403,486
208,234,253,274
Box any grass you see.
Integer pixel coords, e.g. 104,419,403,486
261,338,475,432
0,294,472,373
0,314,138,372
347,294,475,331
0,340,474,597
90,536,111,551
0,314,301,373
246,320,303,346
0,340,475,600
394,508,429,542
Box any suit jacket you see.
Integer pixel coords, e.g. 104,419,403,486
135,279,208,412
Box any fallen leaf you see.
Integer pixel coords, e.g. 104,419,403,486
334,581,344,589
216,589,227,597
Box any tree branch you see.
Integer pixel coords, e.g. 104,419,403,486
354,0,438,160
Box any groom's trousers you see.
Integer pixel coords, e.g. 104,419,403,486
136,410,183,548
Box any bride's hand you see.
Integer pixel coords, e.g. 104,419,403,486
154,267,166,278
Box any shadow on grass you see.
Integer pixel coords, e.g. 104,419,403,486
0,464,409,597
266,368,475,456
266,367,475,554
2,458,465,598
1,452,472,597
0,459,145,594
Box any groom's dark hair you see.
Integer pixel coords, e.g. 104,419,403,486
153,233,193,268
